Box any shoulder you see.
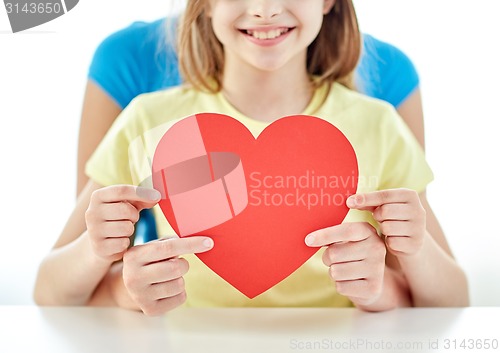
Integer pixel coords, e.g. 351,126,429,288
320,83,407,141
328,83,397,118
88,18,180,107
361,34,417,75
357,34,419,107
93,19,168,57
362,34,412,62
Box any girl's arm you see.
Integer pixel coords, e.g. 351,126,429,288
76,81,122,195
306,189,468,311
33,181,159,306
396,192,469,307
348,190,469,310
34,180,213,315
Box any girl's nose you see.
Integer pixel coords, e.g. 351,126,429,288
247,0,283,20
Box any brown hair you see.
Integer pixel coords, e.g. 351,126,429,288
178,0,361,92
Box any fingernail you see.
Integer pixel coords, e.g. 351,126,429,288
147,189,161,200
203,238,214,249
305,233,315,246
346,195,357,208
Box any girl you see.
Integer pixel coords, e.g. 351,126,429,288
79,17,424,244
34,0,468,315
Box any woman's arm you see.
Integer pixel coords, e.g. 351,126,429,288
394,91,469,305
77,81,122,195
395,88,426,149
33,181,114,305
35,79,130,306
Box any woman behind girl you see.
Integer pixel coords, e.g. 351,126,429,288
35,0,468,315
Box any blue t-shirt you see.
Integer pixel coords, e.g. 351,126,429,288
89,18,419,110
356,34,419,107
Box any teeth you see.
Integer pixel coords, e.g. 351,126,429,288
246,28,289,40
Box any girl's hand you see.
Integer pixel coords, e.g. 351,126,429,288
122,237,213,316
347,189,426,257
85,185,161,263
305,223,386,306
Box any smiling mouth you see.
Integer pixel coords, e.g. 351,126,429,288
241,27,293,40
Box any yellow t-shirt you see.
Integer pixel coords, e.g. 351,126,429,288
86,82,433,308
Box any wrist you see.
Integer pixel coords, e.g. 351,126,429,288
87,262,140,311
395,230,430,269
81,233,139,310
353,266,411,311
81,231,115,270
109,263,140,310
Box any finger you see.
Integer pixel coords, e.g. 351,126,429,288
305,223,376,247
141,292,187,316
385,235,415,254
379,220,410,237
322,241,367,266
335,279,375,300
372,203,412,223
346,189,413,210
128,236,214,265
99,202,140,222
146,237,214,263
97,237,130,256
329,261,366,281
149,277,186,301
99,220,135,238
94,185,160,206
142,258,190,284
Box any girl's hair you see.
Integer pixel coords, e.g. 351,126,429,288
178,0,361,92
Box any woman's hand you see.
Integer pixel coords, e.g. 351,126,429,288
85,185,161,263
305,222,386,306
122,236,213,316
347,189,426,257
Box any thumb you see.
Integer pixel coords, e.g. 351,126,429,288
131,187,161,211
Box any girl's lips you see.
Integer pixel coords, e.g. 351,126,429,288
239,27,295,47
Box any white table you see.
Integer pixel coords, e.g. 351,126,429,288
1,306,499,353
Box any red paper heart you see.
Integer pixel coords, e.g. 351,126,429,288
152,113,358,298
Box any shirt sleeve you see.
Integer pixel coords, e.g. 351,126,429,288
87,24,144,109
87,19,181,109
356,34,420,108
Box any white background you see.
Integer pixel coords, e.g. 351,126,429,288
1,0,499,306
